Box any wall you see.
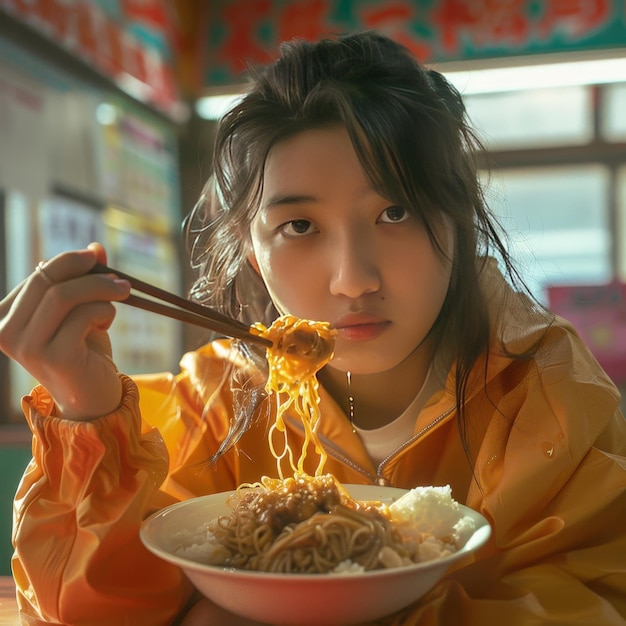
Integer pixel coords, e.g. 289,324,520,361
0,446,31,576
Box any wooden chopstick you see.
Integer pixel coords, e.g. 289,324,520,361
89,263,272,348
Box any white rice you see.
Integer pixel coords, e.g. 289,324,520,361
388,485,476,560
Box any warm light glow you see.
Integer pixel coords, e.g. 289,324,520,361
195,55,626,120
195,94,244,120
445,57,626,95
95,103,118,126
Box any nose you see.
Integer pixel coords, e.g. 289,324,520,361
328,231,381,299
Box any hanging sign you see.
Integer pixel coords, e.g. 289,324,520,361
202,0,626,88
1,0,182,118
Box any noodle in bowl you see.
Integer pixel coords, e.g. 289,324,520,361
140,483,491,625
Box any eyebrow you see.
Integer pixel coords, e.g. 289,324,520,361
264,193,319,209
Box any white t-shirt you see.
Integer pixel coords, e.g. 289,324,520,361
354,366,442,465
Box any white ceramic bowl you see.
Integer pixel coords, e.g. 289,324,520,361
140,484,491,625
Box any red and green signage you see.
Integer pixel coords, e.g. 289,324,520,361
204,0,626,87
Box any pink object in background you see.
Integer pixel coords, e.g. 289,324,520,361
547,282,626,384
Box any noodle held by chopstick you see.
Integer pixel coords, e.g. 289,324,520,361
251,315,336,477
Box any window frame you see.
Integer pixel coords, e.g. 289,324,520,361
475,84,625,283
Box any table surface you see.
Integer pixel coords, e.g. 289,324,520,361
0,576,20,624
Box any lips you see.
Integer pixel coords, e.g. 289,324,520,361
332,313,390,341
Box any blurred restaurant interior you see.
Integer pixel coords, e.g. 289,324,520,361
0,0,625,575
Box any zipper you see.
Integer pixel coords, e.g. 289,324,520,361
286,405,456,486
376,405,455,481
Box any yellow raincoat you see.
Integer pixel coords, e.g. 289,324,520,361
11,266,626,625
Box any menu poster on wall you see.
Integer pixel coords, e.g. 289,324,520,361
94,101,181,232
103,206,182,375
38,194,104,260
0,60,49,198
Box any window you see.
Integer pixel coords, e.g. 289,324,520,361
618,166,626,281
601,83,626,141
482,165,611,302
465,86,593,149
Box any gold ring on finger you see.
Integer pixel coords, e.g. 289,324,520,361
35,261,54,285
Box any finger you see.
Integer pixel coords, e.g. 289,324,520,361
1,273,129,363
0,274,46,356
0,279,29,359
18,274,130,349
41,305,123,422
1,245,97,323
87,241,108,266
2,247,102,338
12,301,119,396
33,246,103,283
37,301,118,369
0,276,28,319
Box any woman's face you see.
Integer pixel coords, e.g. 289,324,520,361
249,126,454,375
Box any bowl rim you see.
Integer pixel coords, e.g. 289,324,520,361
140,484,492,581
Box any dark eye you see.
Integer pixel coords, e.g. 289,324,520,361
379,205,408,223
280,219,315,237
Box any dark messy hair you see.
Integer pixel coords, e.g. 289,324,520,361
185,31,537,461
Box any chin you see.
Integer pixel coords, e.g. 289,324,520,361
329,353,402,376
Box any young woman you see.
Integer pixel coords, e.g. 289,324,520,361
1,31,625,626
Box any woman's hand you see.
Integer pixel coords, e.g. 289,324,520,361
0,243,131,421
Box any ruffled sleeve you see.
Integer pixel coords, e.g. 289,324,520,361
12,374,193,626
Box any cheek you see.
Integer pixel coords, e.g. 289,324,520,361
416,224,454,301
400,239,453,325
424,248,453,306
252,245,321,317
